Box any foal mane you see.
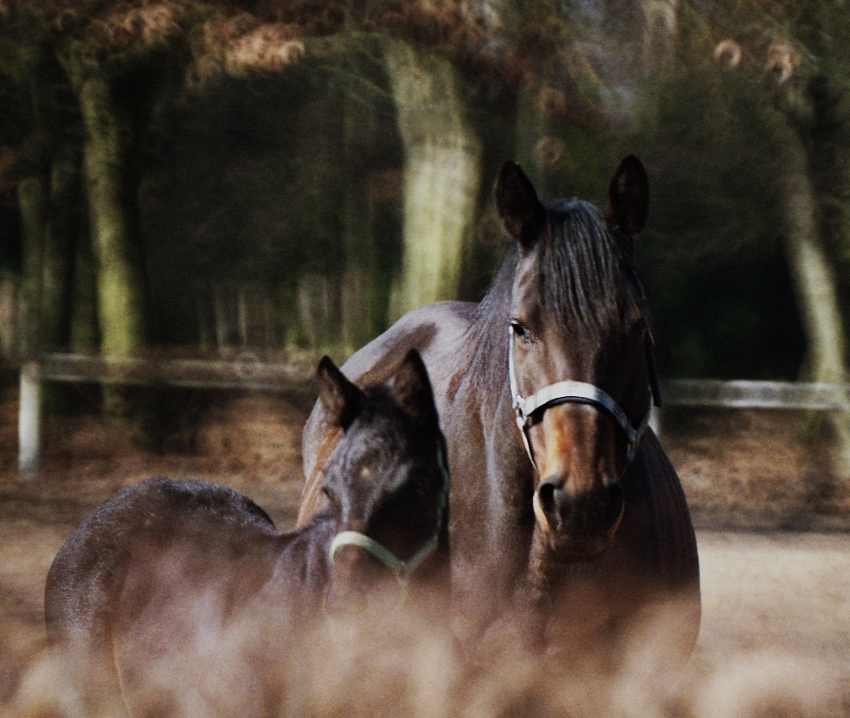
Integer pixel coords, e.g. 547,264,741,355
450,199,650,404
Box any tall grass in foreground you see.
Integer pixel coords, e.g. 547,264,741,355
2,604,846,718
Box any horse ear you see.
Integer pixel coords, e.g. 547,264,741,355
316,356,363,430
495,161,546,250
605,155,649,236
394,350,439,429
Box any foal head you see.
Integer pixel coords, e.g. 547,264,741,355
496,156,657,558
315,350,449,607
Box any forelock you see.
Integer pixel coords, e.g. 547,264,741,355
538,199,647,338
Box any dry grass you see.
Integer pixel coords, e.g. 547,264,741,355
665,407,850,530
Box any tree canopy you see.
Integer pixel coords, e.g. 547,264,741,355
0,0,849,390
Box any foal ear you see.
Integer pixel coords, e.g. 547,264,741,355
495,161,546,251
394,350,439,429
316,356,363,430
605,155,649,236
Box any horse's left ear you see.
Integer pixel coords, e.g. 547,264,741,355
605,155,649,236
394,349,439,429
316,356,364,430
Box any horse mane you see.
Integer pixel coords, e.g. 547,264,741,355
541,199,649,337
448,199,650,405
446,245,516,403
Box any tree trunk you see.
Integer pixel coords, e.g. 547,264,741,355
74,72,147,357
340,93,379,352
0,276,18,361
60,53,148,421
69,226,99,354
40,144,79,350
781,134,850,470
17,176,46,357
383,39,482,318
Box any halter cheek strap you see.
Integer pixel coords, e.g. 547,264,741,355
508,327,654,471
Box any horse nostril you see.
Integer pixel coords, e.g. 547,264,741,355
535,476,568,530
538,481,557,514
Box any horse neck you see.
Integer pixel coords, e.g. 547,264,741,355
272,516,337,597
451,253,537,538
462,252,516,419
522,527,572,605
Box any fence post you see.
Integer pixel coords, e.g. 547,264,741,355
19,360,42,475
649,403,662,438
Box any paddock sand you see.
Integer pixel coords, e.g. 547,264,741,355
0,381,849,715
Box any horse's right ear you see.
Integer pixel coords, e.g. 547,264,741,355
316,356,363,430
394,349,439,429
495,161,546,251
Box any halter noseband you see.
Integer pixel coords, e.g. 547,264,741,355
508,326,658,472
329,531,439,585
328,445,449,589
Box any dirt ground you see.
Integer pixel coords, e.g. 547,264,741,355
1,375,849,714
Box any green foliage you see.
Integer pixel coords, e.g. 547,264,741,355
4,0,850,384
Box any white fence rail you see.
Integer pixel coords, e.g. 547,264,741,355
662,379,850,411
17,353,322,474
16,355,850,474
25,353,321,393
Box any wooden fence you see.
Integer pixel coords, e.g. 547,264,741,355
16,354,850,474
17,353,321,474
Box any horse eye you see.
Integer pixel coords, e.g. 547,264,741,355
510,320,530,341
322,486,335,503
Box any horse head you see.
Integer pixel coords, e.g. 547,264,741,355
496,156,658,558
315,350,449,608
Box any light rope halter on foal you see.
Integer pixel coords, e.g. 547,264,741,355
328,444,449,590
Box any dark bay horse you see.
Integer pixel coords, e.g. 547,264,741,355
44,350,450,715
297,157,700,670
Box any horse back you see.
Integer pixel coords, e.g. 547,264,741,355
45,477,281,650
298,301,476,527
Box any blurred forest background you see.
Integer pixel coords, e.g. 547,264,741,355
0,0,848,412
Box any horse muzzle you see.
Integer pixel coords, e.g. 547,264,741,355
533,475,625,555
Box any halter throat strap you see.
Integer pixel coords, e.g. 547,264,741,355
508,327,653,471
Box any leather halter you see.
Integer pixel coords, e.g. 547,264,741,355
508,326,659,472
328,444,449,588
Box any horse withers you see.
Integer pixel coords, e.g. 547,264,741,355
297,157,700,672
44,350,451,716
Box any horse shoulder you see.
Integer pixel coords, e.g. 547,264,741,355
297,301,475,527
601,430,702,666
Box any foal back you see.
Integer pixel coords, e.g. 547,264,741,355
45,478,282,649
